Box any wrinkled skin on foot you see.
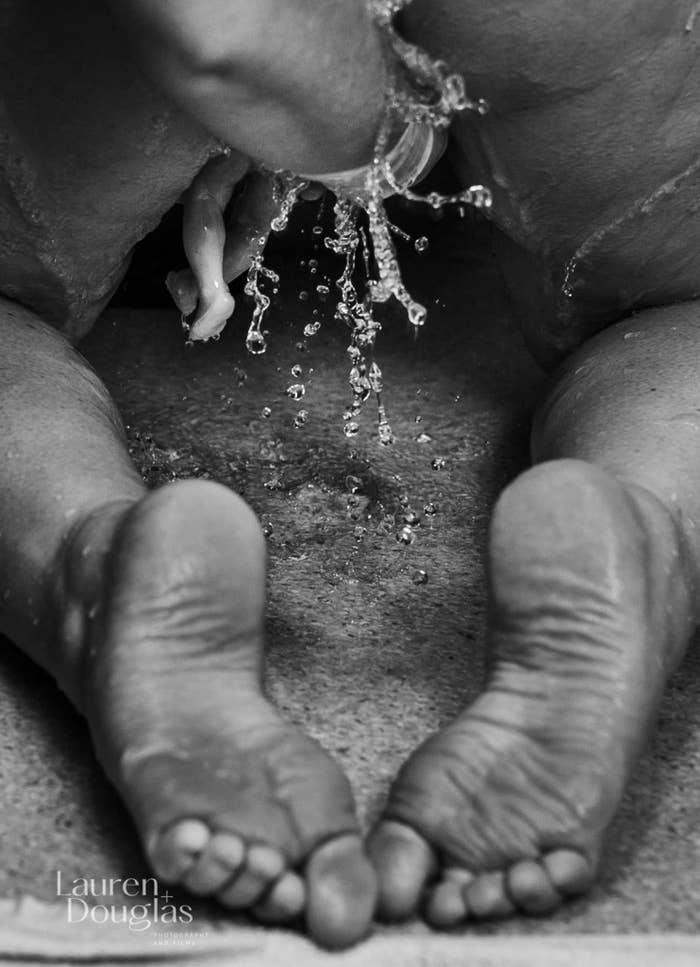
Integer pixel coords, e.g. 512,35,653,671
402,0,700,367
369,460,695,925
59,482,376,949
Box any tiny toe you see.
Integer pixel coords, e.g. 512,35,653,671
218,844,286,909
465,871,516,919
148,819,209,882
183,832,245,895
424,873,472,929
507,860,561,915
306,833,377,950
543,850,595,897
368,820,437,922
253,871,306,923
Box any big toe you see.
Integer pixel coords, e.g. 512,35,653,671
367,820,437,922
148,819,210,883
306,834,377,950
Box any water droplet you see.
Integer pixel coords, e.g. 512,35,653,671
261,406,272,419
397,525,416,545
293,409,309,428
431,457,447,470
408,302,427,327
345,475,363,494
368,361,383,393
308,259,319,271
346,494,360,508
378,422,394,445
312,225,324,236
412,569,429,585
295,341,306,352
246,331,267,355
416,432,432,444
298,291,309,302
403,510,421,526
344,421,360,438
316,284,330,299
262,522,274,538
233,366,247,383
423,502,438,516
286,383,306,401
414,236,429,253
291,364,303,378
304,321,321,337
353,525,367,540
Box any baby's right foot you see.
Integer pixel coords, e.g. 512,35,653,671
57,481,376,949
187,287,236,342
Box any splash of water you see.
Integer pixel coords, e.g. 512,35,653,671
242,0,491,442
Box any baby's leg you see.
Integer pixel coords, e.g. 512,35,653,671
369,303,699,924
0,297,375,948
167,153,248,342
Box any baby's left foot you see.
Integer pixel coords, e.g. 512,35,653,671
369,460,695,926
165,269,198,318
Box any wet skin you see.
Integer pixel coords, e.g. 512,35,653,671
2,0,700,949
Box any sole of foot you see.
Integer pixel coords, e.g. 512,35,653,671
60,480,376,948
368,459,695,926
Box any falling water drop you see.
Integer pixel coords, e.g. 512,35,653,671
414,236,429,253
397,525,416,545
246,331,267,355
286,383,306,401
345,475,363,494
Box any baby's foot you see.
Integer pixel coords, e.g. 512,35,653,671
59,481,376,948
187,287,236,343
165,269,198,318
369,460,695,926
